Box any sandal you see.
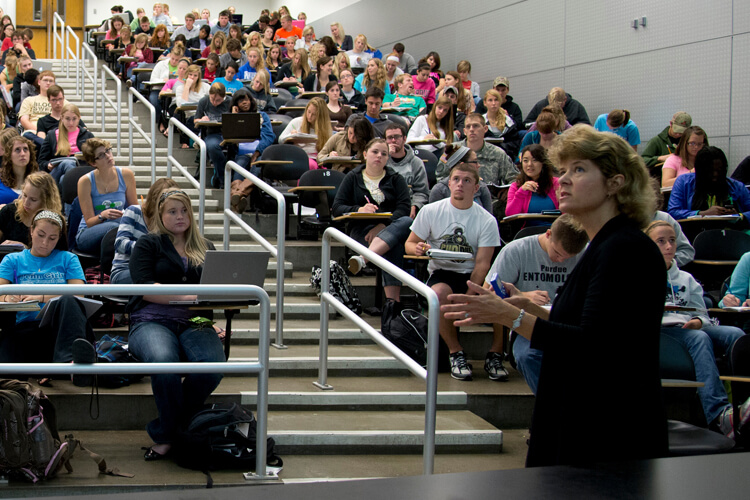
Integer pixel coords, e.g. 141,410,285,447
142,446,170,461
37,378,52,387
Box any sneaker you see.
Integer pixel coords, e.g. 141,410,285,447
449,351,473,381
484,352,509,382
348,255,366,275
71,338,97,387
125,79,133,88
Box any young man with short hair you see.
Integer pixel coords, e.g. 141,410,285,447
134,16,154,35
210,10,231,36
171,13,199,40
484,214,588,388
348,86,392,138
475,76,523,128
382,74,426,120
19,71,64,148
36,85,84,139
641,111,692,176
219,38,248,69
384,123,429,219
406,157,500,381
392,43,416,74
273,15,303,42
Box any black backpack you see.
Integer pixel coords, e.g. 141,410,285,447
173,403,283,487
310,260,363,314
381,299,429,367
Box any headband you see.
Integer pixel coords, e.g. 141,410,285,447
33,210,63,229
386,55,400,63
445,146,471,170
158,190,188,205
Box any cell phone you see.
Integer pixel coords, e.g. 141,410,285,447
489,273,508,299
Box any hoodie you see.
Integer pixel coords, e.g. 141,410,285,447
386,145,429,209
662,263,711,327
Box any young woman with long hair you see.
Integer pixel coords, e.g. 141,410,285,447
278,97,333,163
506,144,559,217
0,172,61,247
0,135,38,205
38,104,95,186
354,58,389,95
406,94,455,153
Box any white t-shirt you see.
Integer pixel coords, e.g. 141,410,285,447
410,197,500,274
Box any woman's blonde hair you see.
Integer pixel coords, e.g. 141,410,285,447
15,172,61,221
426,95,455,145
143,177,179,230
128,33,149,56
55,103,81,157
548,124,656,228
644,220,674,238
186,64,203,92
301,97,333,152
252,70,271,94
332,52,350,79
243,31,264,54
547,87,566,107
153,189,208,266
211,31,227,53
362,58,387,93
354,34,367,51
291,48,310,80
483,89,507,129
330,22,345,44
308,42,324,66
246,47,266,71
5,51,17,80
169,41,185,58
265,44,281,68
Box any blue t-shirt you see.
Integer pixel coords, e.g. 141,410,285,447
0,181,19,205
237,63,258,81
213,77,244,93
0,249,85,323
593,113,641,146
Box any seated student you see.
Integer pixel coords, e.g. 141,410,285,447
112,25,133,51
594,109,641,152
11,55,34,112
276,48,310,88
300,56,332,95
482,89,521,159
201,31,225,59
661,126,708,188
430,145,492,213
324,81,352,129
0,135,39,205
346,34,372,69
151,57,189,136
506,144,559,217
524,87,590,128
333,52,352,80
338,68,364,112
647,220,749,439
226,89,276,212
260,24,274,50
111,177,179,284
732,155,750,185
519,106,559,154
439,86,467,142
0,210,95,380
145,40,185,95
124,33,154,88
384,55,403,93
722,252,750,316
203,53,220,83
354,58,391,97
18,70,59,148
348,87,393,138
667,146,750,220
384,123,430,218
193,82,231,188
131,11,155,33
38,104,94,188
0,26,31,52
151,3,173,30
20,68,39,103
0,172,61,247
439,114,517,188
128,189,225,461
173,64,210,148
318,115,374,167
407,95,455,154
456,60,480,104
76,138,138,255
484,214,588,388
227,24,244,45
188,24,211,57
273,14,303,42
440,71,473,114
0,51,17,94
279,36,296,60
278,97,333,165
330,22,353,52
641,112,692,177
332,138,412,297
171,12,200,41
475,77,523,129
265,44,282,73
406,158,500,380
412,63,437,106
210,9,231,36
209,59,241,94
218,38,247,71
248,71,277,113
382,74,426,120
392,42,416,74
0,30,35,65
295,26,316,51
150,23,170,50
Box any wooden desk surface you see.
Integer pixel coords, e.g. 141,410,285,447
501,213,559,223
333,212,393,221
406,138,443,146
195,121,222,127
251,160,293,166
288,185,335,193
274,80,300,89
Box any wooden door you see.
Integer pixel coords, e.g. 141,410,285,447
15,0,84,59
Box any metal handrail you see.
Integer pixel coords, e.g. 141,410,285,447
81,43,98,117
64,27,80,85
127,88,157,183
224,161,286,349
167,117,206,232
315,227,440,475
0,283,275,481
52,13,64,64
99,65,122,155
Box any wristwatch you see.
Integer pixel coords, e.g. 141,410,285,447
512,309,526,330
98,214,105,221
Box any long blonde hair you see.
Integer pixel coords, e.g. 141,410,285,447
153,189,208,266
128,33,149,56
246,47,266,71
265,44,281,69
55,104,81,157
362,58,387,93
483,89,506,130
243,31,264,54
301,97,333,152
426,95,454,145
332,52,350,79
14,172,61,221
291,48,310,80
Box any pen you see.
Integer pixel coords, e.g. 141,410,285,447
364,195,371,205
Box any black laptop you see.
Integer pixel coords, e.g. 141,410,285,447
222,113,261,141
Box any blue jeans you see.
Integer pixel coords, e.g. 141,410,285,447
49,158,78,189
205,133,227,187
109,267,131,284
513,334,543,395
231,155,260,182
76,219,121,254
351,215,412,286
129,321,225,443
661,324,745,423
148,89,162,125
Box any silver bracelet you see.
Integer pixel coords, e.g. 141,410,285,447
512,309,526,330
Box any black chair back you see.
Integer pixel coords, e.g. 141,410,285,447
267,113,293,144
412,148,438,188
659,333,697,381
693,229,750,261
61,165,95,205
272,88,293,108
100,227,119,276
514,226,548,240
260,144,310,184
297,169,346,218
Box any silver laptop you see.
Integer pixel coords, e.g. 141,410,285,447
170,250,269,304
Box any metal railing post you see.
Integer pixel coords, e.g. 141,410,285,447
127,88,157,182
99,65,122,155
223,161,286,349
314,228,440,475
167,117,206,231
80,44,98,119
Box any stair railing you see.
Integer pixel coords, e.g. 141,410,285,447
127,88,157,183
99,64,122,155
166,117,207,232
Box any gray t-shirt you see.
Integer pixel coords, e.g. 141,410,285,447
485,234,582,298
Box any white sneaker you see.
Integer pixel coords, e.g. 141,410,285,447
449,351,473,381
348,255,366,275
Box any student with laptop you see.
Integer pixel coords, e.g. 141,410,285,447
128,189,225,462
194,82,231,189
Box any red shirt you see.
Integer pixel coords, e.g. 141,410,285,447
203,68,216,83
